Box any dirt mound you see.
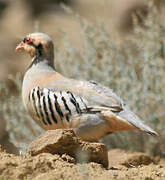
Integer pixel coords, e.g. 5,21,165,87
0,149,106,180
28,129,108,168
0,129,165,180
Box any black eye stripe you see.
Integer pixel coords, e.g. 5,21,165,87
23,37,33,44
23,37,42,48
23,38,26,43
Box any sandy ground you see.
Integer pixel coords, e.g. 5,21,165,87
0,130,165,180
0,148,165,180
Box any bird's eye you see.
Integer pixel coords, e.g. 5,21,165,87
23,37,33,44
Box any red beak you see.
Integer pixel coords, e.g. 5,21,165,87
15,41,25,52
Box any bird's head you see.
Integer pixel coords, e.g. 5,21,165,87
16,32,54,61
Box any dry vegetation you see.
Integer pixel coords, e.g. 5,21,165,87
53,2,165,156
0,0,164,158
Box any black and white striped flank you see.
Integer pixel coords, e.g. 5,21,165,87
28,86,88,127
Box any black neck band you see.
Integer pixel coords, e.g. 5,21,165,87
27,43,43,69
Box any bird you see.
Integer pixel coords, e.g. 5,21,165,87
15,32,157,141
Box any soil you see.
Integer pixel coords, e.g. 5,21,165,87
0,130,165,180
0,148,165,180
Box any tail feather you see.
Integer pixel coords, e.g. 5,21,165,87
117,106,158,136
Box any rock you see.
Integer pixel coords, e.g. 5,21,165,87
28,129,108,168
121,153,154,167
108,149,154,168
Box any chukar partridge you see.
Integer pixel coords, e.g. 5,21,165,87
16,32,157,141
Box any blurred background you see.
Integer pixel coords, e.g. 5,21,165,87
0,0,165,156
